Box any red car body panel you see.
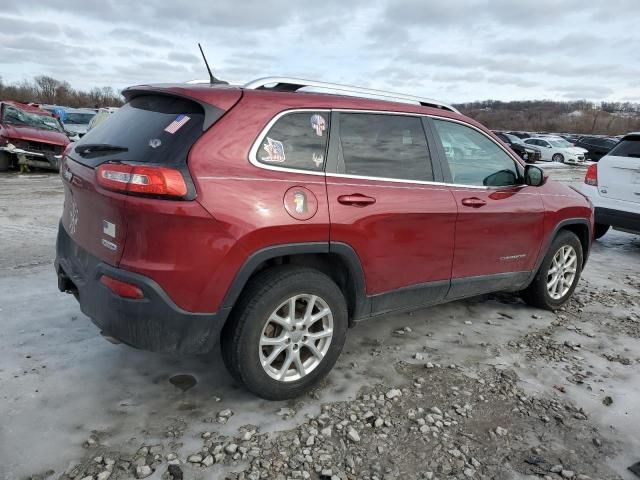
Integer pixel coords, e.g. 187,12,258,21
0,123,69,147
0,101,69,148
57,84,594,323
326,177,456,294
449,185,545,278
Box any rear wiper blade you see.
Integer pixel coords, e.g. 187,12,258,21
75,144,129,156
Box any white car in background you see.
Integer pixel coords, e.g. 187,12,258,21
88,107,119,131
524,136,588,164
578,133,640,239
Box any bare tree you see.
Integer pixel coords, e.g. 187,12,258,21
34,75,60,104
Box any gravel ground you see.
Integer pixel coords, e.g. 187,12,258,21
1,164,639,480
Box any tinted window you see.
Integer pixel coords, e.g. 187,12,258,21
338,113,433,181
433,119,521,187
72,95,205,168
257,112,329,171
607,136,640,158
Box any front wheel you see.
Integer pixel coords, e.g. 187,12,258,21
522,230,583,310
221,266,348,400
552,153,564,163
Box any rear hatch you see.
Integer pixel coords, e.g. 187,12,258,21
597,134,640,204
60,90,237,266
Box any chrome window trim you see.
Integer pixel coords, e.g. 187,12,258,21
248,108,331,177
248,108,526,189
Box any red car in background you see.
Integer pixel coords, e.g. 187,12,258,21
0,100,70,171
55,77,594,399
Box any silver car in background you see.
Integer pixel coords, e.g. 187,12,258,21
62,107,97,140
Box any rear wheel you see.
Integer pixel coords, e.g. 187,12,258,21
221,266,348,400
552,153,564,163
522,230,583,310
0,152,11,172
594,223,610,240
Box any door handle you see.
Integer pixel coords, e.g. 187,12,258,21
461,197,487,208
337,194,376,207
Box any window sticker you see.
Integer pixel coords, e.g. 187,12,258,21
148,138,162,149
312,152,324,168
310,114,326,137
164,114,190,134
261,137,286,162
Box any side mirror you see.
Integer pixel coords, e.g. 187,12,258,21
524,165,545,187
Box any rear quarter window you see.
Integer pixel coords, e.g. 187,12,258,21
255,111,329,172
607,136,640,158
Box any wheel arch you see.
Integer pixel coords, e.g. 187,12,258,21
535,218,592,272
221,242,367,325
525,217,591,289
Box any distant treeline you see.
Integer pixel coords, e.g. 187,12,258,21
456,100,640,135
0,76,124,108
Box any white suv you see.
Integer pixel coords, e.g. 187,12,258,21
578,133,640,239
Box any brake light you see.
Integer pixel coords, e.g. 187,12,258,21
584,164,598,186
100,275,144,299
96,164,187,197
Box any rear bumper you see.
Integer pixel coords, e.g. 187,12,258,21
595,207,640,234
55,223,229,353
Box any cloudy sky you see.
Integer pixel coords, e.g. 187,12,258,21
1,0,639,103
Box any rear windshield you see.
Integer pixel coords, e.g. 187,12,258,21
71,95,204,167
607,135,640,158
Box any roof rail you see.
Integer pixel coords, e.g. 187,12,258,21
243,77,460,114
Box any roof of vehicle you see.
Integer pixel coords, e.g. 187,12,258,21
126,76,461,112
528,136,566,141
1,100,53,116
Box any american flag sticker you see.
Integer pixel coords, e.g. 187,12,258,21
261,137,286,163
164,114,190,134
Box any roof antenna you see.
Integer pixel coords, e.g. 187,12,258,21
198,43,228,85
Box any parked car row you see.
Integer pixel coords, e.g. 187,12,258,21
500,130,621,163
493,131,541,163
0,102,118,171
0,101,70,171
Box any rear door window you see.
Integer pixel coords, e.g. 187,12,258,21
433,119,521,187
338,113,433,181
72,95,206,168
256,111,329,172
607,136,640,158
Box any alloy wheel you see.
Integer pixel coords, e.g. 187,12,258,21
546,245,578,300
259,294,334,382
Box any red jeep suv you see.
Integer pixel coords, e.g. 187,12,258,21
56,77,594,399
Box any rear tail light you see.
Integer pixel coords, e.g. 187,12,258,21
100,275,145,299
96,164,188,198
584,164,598,186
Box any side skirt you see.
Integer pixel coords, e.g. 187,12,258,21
352,271,531,323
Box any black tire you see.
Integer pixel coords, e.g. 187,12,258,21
221,266,348,400
552,153,564,163
522,230,583,310
0,152,10,172
594,223,610,240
